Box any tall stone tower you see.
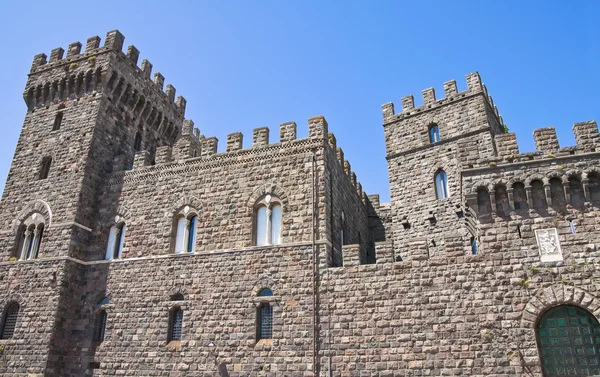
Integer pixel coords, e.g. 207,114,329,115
382,73,504,259
0,30,185,261
0,30,186,375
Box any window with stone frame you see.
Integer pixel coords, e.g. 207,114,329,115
173,207,198,254
470,236,477,255
254,195,282,246
257,288,273,341
512,182,528,210
428,124,441,143
434,170,450,199
52,111,63,131
15,213,46,260
39,156,52,180
105,221,126,260
95,310,107,342
168,295,184,343
0,303,20,339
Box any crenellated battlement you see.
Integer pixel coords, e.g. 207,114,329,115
115,116,328,172
382,72,503,125
24,30,187,145
464,121,599,170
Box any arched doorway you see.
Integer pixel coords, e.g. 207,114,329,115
537,305,600,376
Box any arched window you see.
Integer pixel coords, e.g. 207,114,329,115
537,305,600,376
428,124,440,143
0,303,20,339
477,188,492,216
168,307,183,342
434,170,450,199
569,177,585,206
513,182,528,210
494,184,510,217
16,215,45,260
95,310,107,342
52,112,63,131
531,180,547,209
257,289,273,340
105,222,126,260
174,212,197,254
254,195,282,246
550,177,566,211
589,173,600,203
39,157,52,180
470,236,477,255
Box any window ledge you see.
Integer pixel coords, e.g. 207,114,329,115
166,340,182,351
255,339,273,349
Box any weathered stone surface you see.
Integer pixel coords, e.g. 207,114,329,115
0,31,599,377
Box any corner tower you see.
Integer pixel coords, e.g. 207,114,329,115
0,30,186,261
382,72,504,259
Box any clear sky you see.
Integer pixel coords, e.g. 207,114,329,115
0,1,598,202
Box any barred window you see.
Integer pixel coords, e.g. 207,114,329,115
95,310,107,342
169,308,183,342
1,303,20,339
257,288,273,341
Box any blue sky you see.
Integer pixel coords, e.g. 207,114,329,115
0,1,598,202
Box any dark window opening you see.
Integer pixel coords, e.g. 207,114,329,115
134,132,142,152
569,177,585,206
477,188,492,216
513,182,528,210
588,173,600,203
470,236,477,255
39,157,52,180
168,308,183,342
0,303,20,339
495,185,510,217
95,310,107,342
52,112,63,131
531,180,547,208
257,304,273,340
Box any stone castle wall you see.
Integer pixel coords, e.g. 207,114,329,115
0,30,599,377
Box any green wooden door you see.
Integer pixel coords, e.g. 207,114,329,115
537,305,600,376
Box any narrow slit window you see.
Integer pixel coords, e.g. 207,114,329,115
258,304,273,340
255,205,268,246
95,310,107,342
0,303,20,339
470,237,477,255
134,132,142,152
169,308,183,342
39,157,52,180
52,112,63,131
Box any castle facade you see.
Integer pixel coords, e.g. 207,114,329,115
0,30,599,377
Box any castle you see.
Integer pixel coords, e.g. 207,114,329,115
0,29,599,377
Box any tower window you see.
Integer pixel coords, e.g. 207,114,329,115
168,308,183,342
52,112,63,131
254,195,283,246
95,310,107,342
0,303,20,339
39,157,52,180
174,213,198,254
434,170,450,199
16,216,45,260
105,222,126,260
257,288,273,341
429,124,441,143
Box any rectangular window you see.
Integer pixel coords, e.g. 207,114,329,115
258,305,273,340
170,309,183,341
